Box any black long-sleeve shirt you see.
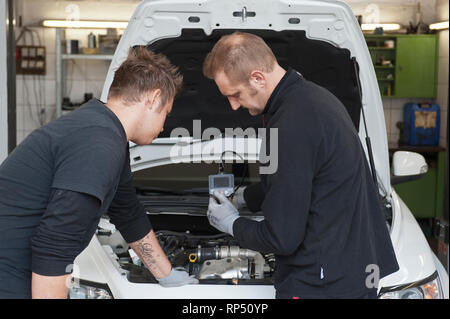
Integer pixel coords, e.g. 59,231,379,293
233,69,399,298
0,99,152,298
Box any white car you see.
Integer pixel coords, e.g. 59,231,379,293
70,0,448,299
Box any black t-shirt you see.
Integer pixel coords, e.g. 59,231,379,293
234,69,399,298
0,99,152,298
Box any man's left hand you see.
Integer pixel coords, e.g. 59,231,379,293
207,191,240,236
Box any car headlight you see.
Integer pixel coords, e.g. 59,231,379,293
379,272,443,299
68,280,113,299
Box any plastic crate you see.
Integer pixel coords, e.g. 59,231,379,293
403,103,440,146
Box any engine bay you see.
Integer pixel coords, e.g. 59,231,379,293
97,216,275,285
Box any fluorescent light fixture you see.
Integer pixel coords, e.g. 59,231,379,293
361,23,402,31
42,20,128,29
430,21,449,30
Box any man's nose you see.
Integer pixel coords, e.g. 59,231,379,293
228,97,241,110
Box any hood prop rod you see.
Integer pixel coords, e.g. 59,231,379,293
352,57,379,193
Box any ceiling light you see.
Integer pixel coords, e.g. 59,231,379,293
430,21,449,30
361,23,402,31
42,20,128,29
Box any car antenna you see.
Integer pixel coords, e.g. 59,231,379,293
352,57,379,192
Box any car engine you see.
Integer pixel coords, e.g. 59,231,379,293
154,230,273,281
97,222,275,285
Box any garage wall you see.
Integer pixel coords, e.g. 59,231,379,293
14,0,444,148
435,0,449,148
347,0,437,25
15,26,115,143
347,0,445,147
14,0,139,144
382,98,434,148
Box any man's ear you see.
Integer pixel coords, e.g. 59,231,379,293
145,89,162,111
249,71,266,88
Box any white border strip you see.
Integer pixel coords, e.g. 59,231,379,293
0,0,9,163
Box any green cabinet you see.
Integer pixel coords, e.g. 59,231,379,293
365,34,438,98
395,35,438,98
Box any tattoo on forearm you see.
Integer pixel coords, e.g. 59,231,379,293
130,231,171,279
134,240,159,271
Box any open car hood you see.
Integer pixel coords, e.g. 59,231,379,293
102,0,392,197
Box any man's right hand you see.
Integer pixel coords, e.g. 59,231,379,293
157,268,199,288
130,230,198,288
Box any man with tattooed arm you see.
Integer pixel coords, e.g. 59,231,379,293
0,47,198,299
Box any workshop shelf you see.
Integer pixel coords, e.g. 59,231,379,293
365,34,438,99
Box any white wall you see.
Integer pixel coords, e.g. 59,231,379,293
0,0,8,162
346,0,437,25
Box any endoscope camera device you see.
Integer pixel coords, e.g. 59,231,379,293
208,173,234,198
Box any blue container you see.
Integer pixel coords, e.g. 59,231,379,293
403,103,440,146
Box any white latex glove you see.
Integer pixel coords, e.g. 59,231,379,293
207,191,240,236
232,186,247,209
157,268,199,287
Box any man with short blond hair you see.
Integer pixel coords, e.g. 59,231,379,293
204,32,399,299
0,46,198,299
